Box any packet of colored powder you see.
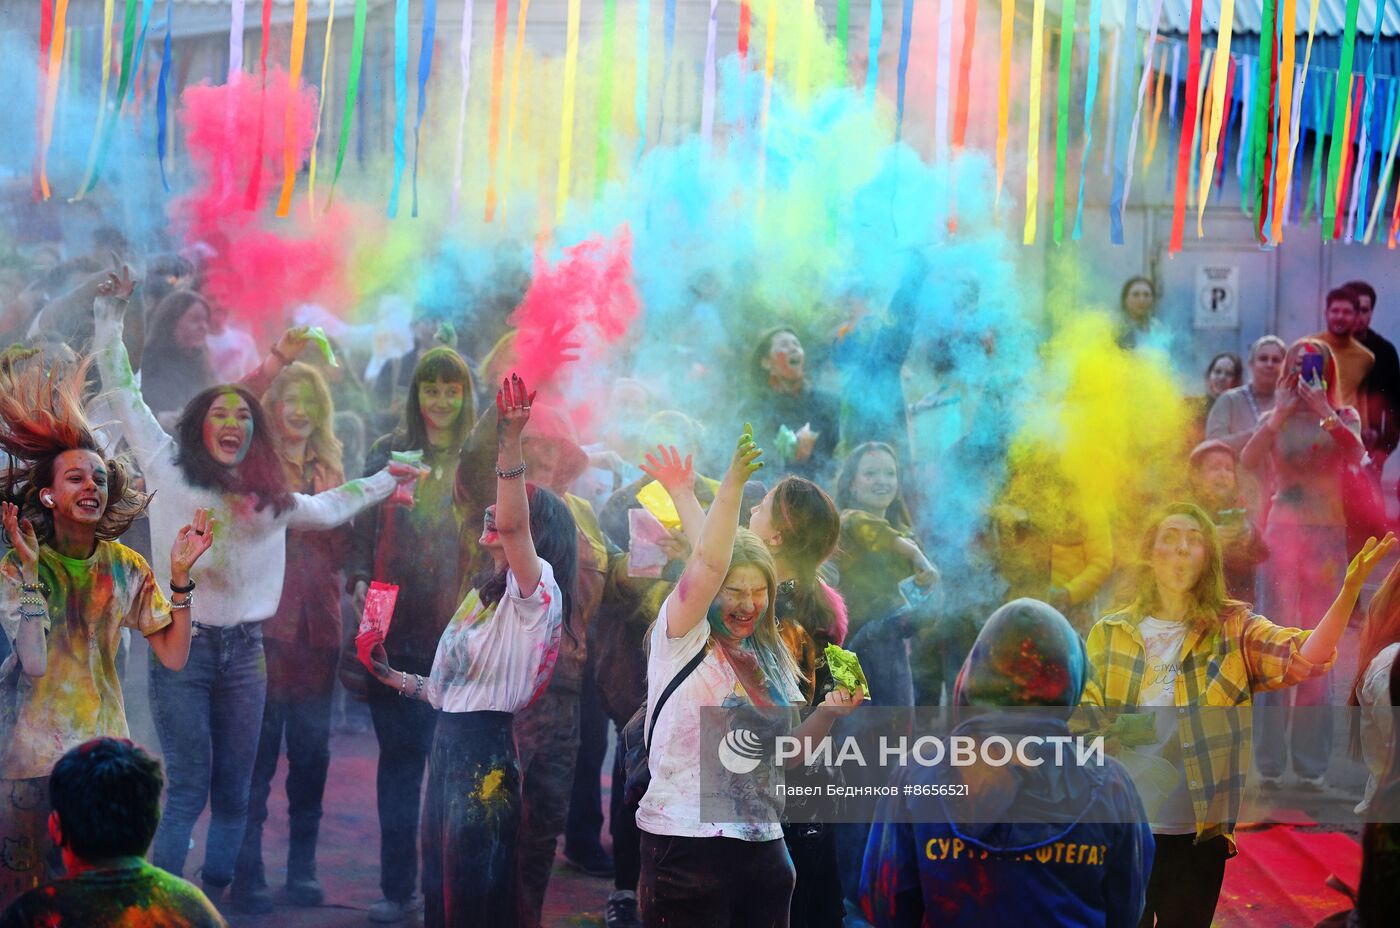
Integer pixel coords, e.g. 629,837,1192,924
389,450,425,507
823,643,871,698
305,326,339,367
359,581,400,638
627,508,671,578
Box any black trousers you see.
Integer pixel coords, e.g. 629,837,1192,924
783,825,844,928
610,723,642,892
639,832,795,928
1140,833,1229,928
564,661,610,854
515,688,581,928
422,711,520,928
367,677,438,903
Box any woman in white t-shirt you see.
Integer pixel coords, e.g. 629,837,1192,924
635,431,864,928
358,374,578,928
1350,559,1400,814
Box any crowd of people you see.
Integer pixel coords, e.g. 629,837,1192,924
0,231,1399,928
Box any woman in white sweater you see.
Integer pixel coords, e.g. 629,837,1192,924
91,269,416,898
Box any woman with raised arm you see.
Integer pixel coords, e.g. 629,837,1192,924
89,268,418,901
358,373,579,928
635,429,864,928
0,355,212,908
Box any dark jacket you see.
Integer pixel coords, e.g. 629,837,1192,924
1359,327,1400,458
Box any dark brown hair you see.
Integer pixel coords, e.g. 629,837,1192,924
173,384,294,515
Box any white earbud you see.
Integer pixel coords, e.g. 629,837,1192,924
40,493,54,507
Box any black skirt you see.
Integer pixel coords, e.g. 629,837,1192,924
421,710,520,928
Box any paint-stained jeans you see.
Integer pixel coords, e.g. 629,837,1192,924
515,687,581,928
367,676,437,903
150,622,268,885
638,832,795,928
421,711,520,928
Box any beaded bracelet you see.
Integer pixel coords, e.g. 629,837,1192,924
495,461,527,480
170,591,194,610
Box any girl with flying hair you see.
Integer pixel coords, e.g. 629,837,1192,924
88,268,418,901
1081,502,1394,928
635,428,864,928
0,352,213,908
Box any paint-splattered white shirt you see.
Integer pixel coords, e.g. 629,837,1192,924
425,558,563,714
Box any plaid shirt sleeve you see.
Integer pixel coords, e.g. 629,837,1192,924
1240,615,1335,693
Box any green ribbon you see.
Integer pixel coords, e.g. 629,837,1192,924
1052,0,1076,244
1323,0,1362,238
78,0,139,196
327,0,368,206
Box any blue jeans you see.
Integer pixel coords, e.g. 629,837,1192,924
149,622,268,885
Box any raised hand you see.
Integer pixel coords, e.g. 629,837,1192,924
96,266,136,302
819,684,866,717
727,424,764,481
2,501,39,577
639,445,695,496
495,373,535,444
170,508,214,576
1297,375,1335,419
1345,532,1398,589
273,326,312,363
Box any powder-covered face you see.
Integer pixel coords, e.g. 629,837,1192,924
202,391,254,468
175,302,211,351
762,331,805,383
1124,282,1155,323
1151,514,1209,600
46,449,109,528
1207,358,1239,397
274,381,321,445
850,449,898,514
716,565,769,641
1326,299,1358,338
418,378,465,437
749,488,779,547
1192,452,1237,508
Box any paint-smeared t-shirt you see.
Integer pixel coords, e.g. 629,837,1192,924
0,543,171,779
0,858,224,927
425,559,563,715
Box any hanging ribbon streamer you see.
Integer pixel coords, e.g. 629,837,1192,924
701,0,719,144
995,0,1013,203
837,0,849,83
1022,0,1046,244
502,0,532,216
33,0,53,201
38,0,70,201
307,0,336,214
242,0,274,210
406,0,438,217
556,0,581,223
895,0,914,140
635,0,649,155
658,0,676,138
1281,66,1307,221
1323,0,1362,238
1195,0,1235,236
1101,29,1120,176
326,0,367,206
386,0,409,218
1214,57,1238,191
156,0,174,191
740,1,752,60
1071,0,1102,240
1167,0,1204,252
1365,81,1399,243
1281,0,1323,224
128,0,156,103
1348,0,1389,240
1051,0,1076,245
1190,49,1212,209
448,0,473,220
866,0,883,103
1306,72,1332,220
1334,76,1366,239
596,0,617,198
1250,0,1277,239
74,0,115,200
1267,0,1295,241
80,0,142,198
934,0,952,162
1237,60,1253,186
275,0,309,217
952,0,976,149
1113,0,1165,245
1145,49,1167,169
229,0,245,78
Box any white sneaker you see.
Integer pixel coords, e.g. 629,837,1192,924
1258,775,1283,790
1297,775,1328,792
368,895,421,923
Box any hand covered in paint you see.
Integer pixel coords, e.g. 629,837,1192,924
273,326,312,364
725,424,764,483
495,373,535,444
170,508,214,579
1297,375,1335,419
2,502,40,577
818,683,866,718
1345,532,1398,591
95,266,135,303
794,423,819,463
355,627,393,684
639,445,694,497
386,461,428,485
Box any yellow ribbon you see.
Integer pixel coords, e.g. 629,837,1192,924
76,0,116,200
277,0,310,217
502,0,533,215
1195,0,1235,235
556,0,582,224
1023,0,1047,244
307,0,336,218
996,0,1013,206
1278,0,1319,240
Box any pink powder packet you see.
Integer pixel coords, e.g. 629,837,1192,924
359,581,400,638
388,450,424,507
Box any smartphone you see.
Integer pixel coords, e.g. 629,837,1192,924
1300,352,1325,387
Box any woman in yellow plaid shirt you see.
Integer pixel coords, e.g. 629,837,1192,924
1081,502,1394,928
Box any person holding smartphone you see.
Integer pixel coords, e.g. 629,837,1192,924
1186,440,1268,603
1242,337,1364,790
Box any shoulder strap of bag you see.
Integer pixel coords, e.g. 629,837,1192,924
644,645,708,755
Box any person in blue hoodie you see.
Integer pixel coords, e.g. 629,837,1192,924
858,598,1154,928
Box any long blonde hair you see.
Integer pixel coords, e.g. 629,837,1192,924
708,529,804,704
262,362,344,484
1115,502,1249,629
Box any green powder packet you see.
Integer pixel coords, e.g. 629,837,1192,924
823,643,870,697
305,326,338,367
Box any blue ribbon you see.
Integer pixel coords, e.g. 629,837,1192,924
410,0,438,218
388,0,409,218
1109,0,1142,244
1073,0,1104,239
895,0,913,141
156,0,174,191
